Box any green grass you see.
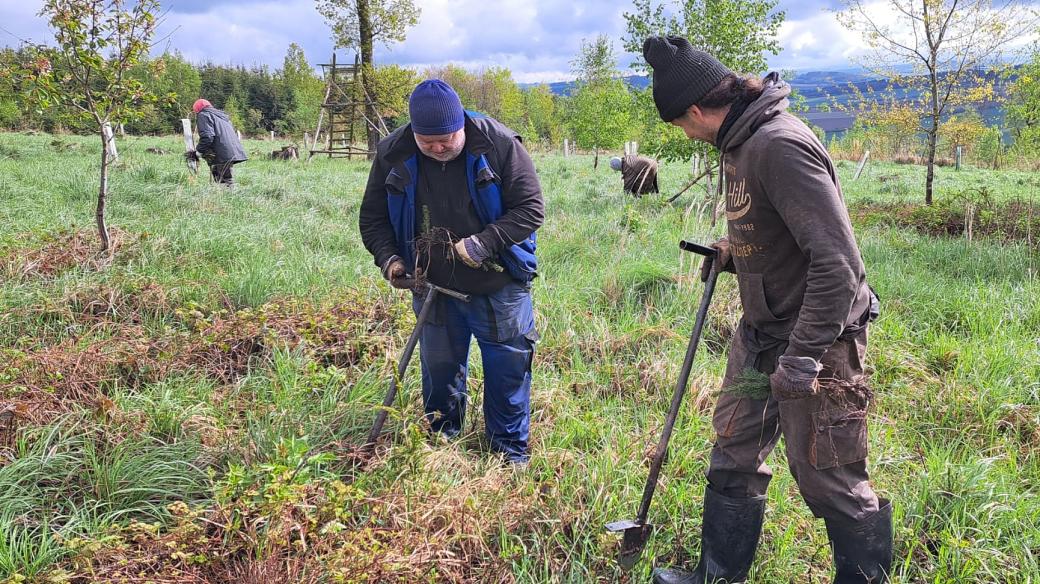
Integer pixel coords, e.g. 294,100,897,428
0,131,1037,582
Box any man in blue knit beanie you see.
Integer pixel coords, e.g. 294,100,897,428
359,79,545,464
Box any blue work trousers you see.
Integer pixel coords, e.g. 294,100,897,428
412,281,536,462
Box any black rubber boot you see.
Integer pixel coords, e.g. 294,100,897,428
652,486,766,584
825,499,893,583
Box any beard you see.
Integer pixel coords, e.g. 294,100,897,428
422,144,464,162
416,131,466,162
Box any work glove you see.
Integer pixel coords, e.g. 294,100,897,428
699,236,735,282
184,150,199,162
770,355,822,400
454,236,490,269
381,256,417,289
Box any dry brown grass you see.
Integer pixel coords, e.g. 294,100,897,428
850,198,1040,244
62,457,571,583
0,287,403,428
0,227,140,281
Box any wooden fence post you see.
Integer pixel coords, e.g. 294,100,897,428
853,150,870,181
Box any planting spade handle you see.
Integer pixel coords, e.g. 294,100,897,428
365,282,469,448
428,282,470,303
366,285,437,447
679,239,717,258
634,248,719,524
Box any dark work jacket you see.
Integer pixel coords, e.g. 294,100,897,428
717,73,873,361
196,107,247,164
411,154,514,294
359,114,545,289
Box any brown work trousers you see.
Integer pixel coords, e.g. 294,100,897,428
707,325,881,522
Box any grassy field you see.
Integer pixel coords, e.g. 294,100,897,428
0,131,1038,583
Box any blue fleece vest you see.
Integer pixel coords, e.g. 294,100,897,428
385,151,538,283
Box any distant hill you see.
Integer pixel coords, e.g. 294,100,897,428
522,70,872,96
795,67,1012,136
786,70,874,86
521,75,649,95
524,67,1014,138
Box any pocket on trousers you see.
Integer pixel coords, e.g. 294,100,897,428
777,396,813,463
820,332,868,383
487,283,534,341
809,406,868,470
523,329,539,372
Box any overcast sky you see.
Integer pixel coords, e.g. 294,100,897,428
0,0,1014,82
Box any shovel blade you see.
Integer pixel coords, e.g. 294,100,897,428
607,519,653,571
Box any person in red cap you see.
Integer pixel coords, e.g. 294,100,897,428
187,98,247,186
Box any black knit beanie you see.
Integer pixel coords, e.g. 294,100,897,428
642,35,733,122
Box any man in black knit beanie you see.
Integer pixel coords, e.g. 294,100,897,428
641,35,892,584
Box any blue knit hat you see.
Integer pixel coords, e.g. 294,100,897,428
409,79,465,135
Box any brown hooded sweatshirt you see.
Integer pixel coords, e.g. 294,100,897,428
717,74,872,362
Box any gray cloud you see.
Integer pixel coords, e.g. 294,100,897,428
770,6,866,71
375,0,635,81
158,0,333,68
2,0,873,81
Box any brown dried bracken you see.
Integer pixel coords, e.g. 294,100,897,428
0,289,402,427
0,227,138,281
